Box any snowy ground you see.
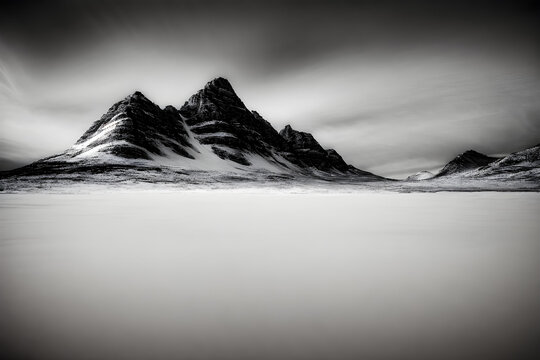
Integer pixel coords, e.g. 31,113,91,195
1,172,539,193
1,191,539,360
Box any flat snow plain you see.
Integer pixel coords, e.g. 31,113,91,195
1,190,539,360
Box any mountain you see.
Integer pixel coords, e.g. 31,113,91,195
178,77,289,167
279,125,349,172
435,150,499,177
403,150,497,181
465,144,540,181
432,146,540,182
177,78,373,176
53,91,194,161
405,146,540,185
1,77,382,184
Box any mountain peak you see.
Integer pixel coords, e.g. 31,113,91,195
280,124,294,137
279,125,321,149
176,80,364,174
128,90,145,98
205,77,235,93
460,149,484,157
125,90,153,104
436,149,498,177
278,124,353,172
182,76,245,111
455,150,494,163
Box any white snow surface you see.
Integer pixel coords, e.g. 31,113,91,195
149,141,243,172
195,131,237,139
144,125,298,174
1,191,539,360
73,115,127,150
189,120,228,129
73,140,133,159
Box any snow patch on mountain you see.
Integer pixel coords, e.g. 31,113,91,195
406,171,434,181
72,117,128,150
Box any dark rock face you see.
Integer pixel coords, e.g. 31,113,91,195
470,144,540,180
491,144,540,167
279,125,350,172
179,77,361,173
436,150,498,177
179,77,290,166
74,91,194,160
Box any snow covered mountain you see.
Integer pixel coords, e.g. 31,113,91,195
435,150,499,177
2,77,381,183
433,146,540,182
404,146,540,185
465,144,540,181
52,91,194,162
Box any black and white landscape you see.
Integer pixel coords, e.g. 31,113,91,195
0,76,538,191
1,1,540,360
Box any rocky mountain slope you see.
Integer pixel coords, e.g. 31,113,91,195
53,91,194,161
404,146,540,185
1,77,382,184
434,150,499,177
466,144,540,181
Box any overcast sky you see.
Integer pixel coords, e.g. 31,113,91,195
1,0,539,178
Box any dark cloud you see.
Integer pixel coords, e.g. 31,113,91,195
2,0,538,67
